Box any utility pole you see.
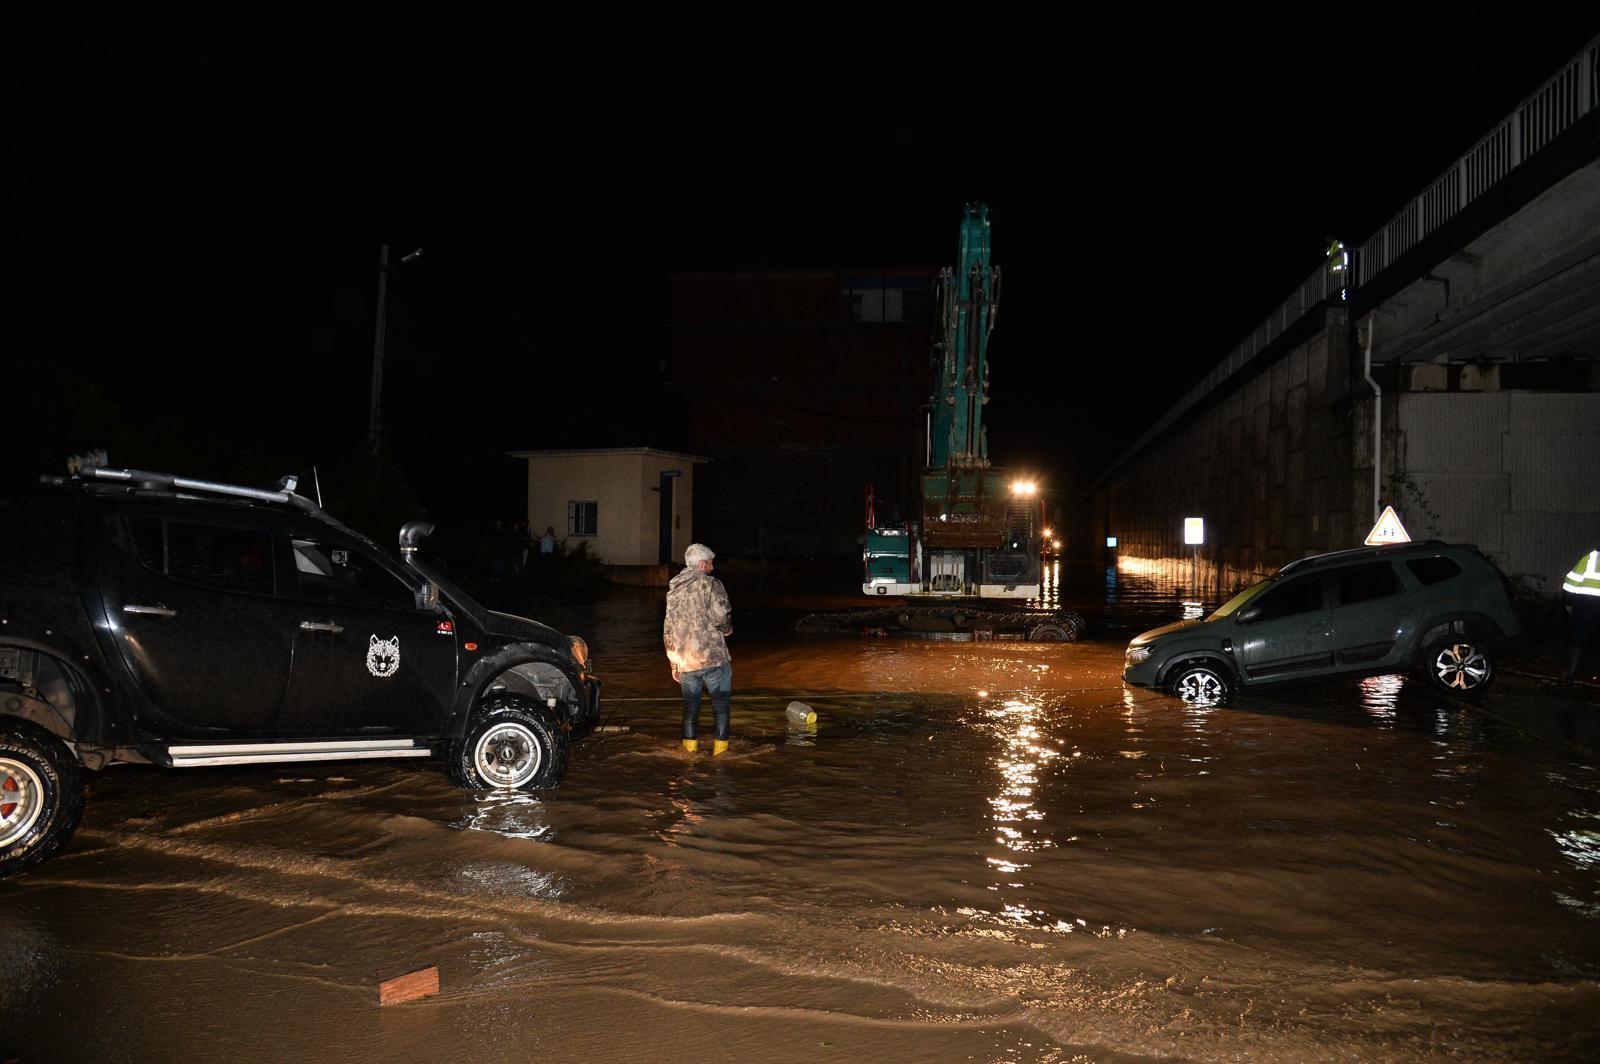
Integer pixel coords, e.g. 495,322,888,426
368,244,422,460
368,243,390,460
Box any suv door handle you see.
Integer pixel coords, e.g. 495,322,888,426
299,621,345,633
123,604,177,618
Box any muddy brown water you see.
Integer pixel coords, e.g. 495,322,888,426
3,573,1599,1062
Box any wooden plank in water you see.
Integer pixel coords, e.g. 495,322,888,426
377,964,439,1006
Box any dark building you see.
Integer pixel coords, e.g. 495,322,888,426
665,270,936,563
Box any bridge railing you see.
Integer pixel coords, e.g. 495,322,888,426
1089,32,1599,497
1360,36,1599,282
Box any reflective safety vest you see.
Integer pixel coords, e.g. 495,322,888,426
1565,550,1600,598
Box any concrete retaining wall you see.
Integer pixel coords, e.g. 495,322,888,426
1393,391,1600,590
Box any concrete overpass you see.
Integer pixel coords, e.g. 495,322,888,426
1076,33,1600,596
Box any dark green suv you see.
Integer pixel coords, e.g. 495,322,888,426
1122,542,1521,704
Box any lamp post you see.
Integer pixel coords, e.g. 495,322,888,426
368,243,423,460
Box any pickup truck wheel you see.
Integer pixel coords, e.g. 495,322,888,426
448,697,569,790
0,725,85,878
1167,662,1233,706
1423,639,1495,697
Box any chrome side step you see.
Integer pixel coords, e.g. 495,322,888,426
166,738,432,768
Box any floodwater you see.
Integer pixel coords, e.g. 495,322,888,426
3,566,1599,1062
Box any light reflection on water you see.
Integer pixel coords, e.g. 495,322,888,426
1100,564,1222,632
1360,674,1405,723
453,789,554,842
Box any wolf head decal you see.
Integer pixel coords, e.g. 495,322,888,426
366,634,401,678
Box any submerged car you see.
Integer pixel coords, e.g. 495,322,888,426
0,467,601,877
1123,542,1520,704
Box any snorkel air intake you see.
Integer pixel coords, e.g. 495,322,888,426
398,521,436,556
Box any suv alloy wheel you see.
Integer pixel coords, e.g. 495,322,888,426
1167,661,1234,706
1423,639,1495,697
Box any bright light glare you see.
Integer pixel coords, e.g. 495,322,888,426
1010,480,1037,496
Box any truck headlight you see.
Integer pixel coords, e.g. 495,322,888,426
569,635,589,668
1125,646,1151,665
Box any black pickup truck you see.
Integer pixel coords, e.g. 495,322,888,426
0,467,601,876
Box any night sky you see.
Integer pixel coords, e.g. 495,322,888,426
6,3,1597,525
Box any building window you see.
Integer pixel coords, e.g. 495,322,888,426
568,501,598,536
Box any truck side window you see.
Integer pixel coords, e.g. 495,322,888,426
129,516,275,596
292,538,415,609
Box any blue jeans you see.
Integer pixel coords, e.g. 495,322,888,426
680,663,731,741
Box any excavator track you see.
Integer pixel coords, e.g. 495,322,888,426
796,603,1085,641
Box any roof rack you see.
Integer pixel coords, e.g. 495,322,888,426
1278,540,1447,576
42,467,324,514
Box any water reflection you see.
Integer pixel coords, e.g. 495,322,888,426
1099,561,1220,632
786,720,818,747
1549,823,1600,872
453,790,554,842
457,861,568,899
1035,559,1062,610
1360,674,1405,724
986,698,1057,851
961,695,1118,936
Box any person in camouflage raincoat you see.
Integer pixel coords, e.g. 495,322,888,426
664,543,734,755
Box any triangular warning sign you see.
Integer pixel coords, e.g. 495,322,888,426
1364,505,1411,546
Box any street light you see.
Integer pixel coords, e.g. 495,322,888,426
368,243,424,459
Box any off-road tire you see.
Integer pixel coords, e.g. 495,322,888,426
1029,623,1071,642
1166,661,1234,706
446,695,570,790
0,724,86,879
1422,638,1495,698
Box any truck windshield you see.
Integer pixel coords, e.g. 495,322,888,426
1208,578,1274,620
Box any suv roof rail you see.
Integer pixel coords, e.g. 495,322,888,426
46,467,324,514
1278,540,1449,576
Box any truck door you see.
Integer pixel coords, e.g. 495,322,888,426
98,510,295,737
276,531,456,737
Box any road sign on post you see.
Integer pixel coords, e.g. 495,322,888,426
1364,505,1411,546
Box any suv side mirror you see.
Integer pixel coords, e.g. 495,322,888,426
416,582,440,610
1237,605,1262,625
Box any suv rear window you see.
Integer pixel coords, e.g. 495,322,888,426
1407,556,1462,586
1336,562,1401,605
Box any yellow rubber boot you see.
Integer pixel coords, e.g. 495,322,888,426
682,738,699,754
712,739,729,757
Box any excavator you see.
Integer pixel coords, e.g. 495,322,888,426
800,204,1083,641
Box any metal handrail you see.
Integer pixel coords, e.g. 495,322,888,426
1085,32,1599,501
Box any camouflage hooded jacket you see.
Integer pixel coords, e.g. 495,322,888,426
663,566,732,673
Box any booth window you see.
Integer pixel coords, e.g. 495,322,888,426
568,501,598,536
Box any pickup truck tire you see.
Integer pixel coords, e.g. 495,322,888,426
1422,638,1495,697
447,696,570,790
0,724,86,879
